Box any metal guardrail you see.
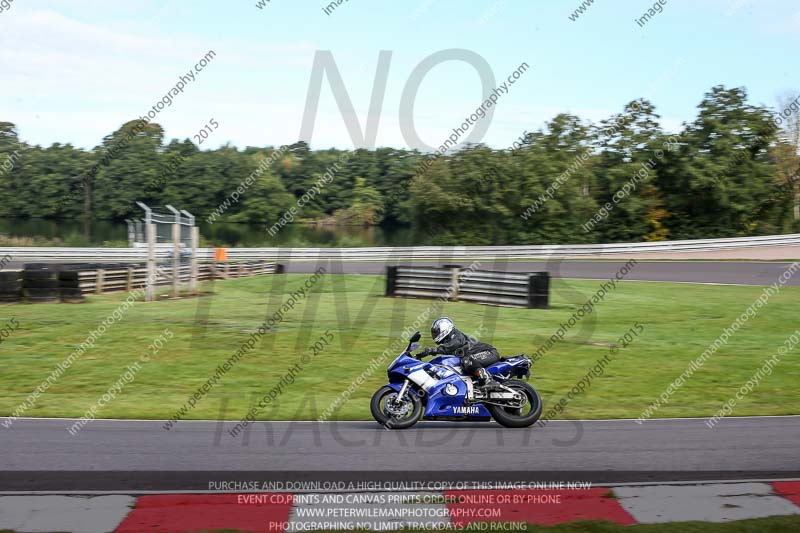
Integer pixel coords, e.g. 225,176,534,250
1,233,799,262
386,266,549,309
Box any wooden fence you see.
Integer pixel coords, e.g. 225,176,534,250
77,260,280,295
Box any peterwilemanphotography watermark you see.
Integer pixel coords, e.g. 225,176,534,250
208,144,289,224
2,267,168,430
637,262,800,423
67,329,173,435
164,267,327,430
705,329,798,429
4,3,800,527
414,61,530,179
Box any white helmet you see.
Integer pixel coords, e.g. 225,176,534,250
431,317,455,344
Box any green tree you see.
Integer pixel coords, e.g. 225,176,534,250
657,86,778,238
592,100,665,242
0,84,794,246
92,120,165,219
228,150,295,224
333,177,384,225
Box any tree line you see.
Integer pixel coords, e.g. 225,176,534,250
1,85,798,245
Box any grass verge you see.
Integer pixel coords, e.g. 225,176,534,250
0,273,798,421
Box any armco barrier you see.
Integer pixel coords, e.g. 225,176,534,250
1,233,799,262
386,265,549,309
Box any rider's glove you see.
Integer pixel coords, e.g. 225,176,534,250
420,347,435,357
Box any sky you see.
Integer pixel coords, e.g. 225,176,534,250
0,0,798,152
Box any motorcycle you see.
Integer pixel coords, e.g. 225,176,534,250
370,331,542,429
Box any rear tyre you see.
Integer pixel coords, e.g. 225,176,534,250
486,380,542,428
370,385,423,430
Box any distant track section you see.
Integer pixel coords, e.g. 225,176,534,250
1,233,800,262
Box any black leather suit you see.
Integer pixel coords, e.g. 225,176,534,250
430,329,500,374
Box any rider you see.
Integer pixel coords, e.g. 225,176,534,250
420,317,503,392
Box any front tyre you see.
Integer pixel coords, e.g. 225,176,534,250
487,380,542,428
370,385,423,430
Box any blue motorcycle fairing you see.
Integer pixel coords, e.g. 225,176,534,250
382,377,491,419
486,356,532,379
384,351,493,420
422,374,491,419
384,382,403,393
386,353,424,384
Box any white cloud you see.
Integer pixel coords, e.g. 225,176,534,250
0,8,314,148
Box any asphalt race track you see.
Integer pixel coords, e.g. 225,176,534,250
4,259,799,286
2,416,799,490
286,260,800,286
2,261,798,490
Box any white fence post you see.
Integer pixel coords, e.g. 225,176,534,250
146,224,156,302
190,226,199,294
172,223,180,298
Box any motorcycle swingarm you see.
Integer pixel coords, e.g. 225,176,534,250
487,392,519,400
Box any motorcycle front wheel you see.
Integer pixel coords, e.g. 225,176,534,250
486,380,542,428
370,385,423,429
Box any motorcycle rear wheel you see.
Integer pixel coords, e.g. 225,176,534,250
486,380,542,428
370,385,423,429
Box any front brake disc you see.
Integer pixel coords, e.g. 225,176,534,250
384,393,412,417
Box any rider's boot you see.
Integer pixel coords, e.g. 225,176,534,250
474,368,504,393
